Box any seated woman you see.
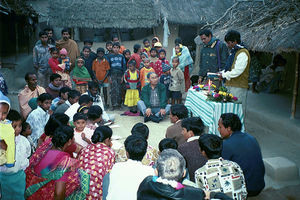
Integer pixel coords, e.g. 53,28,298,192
78,126,115,199
256,54,287,93
137,149,231,200
36,113,82,157
25,125,90,199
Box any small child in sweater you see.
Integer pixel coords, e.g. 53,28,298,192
72,57,92,94
21,121,35,155
149,48,158,64
140,58,155,89
3,110,31,199
0,92,15,167
73,113,91,148
160,64,172,104
58,48,72,87
152,49,169,77
139,52,149,70
92,47,110,108
169,57,185,104
142,38,151,56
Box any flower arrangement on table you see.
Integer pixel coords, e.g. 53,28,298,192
192,79,238,103
207,86,238,103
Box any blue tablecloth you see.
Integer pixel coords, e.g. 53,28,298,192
185,89,244,136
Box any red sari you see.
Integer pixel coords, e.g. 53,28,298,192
25,139,90,199
78,143,115,200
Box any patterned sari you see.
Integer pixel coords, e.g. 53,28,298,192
25,139,90,200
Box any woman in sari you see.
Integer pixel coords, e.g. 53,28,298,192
77,126,115,200
25,125,90,199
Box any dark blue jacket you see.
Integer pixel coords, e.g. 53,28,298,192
222,131,265,193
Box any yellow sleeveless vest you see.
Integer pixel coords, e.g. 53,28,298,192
226,48,250,89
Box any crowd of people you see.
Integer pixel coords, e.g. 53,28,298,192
0,27,268,200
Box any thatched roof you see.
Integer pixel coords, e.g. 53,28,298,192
48,0,234,29
155,0,234,25
212,0,300,53
48,0,159,29
1,0,37,16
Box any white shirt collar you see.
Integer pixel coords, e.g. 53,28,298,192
187,136,200,142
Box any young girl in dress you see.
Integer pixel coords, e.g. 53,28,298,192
48,47,72,87
152,49,169,77
72,57,92,94
124,60,140,113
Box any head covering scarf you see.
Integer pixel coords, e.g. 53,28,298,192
72,58,92,81
59,48,68,56
0,91,10,111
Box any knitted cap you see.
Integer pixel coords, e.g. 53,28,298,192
162,63,171,72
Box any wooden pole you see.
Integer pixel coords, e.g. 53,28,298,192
291,52,299,119
192,26,201,75
15,22,19,62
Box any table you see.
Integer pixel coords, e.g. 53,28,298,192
185,89,244,136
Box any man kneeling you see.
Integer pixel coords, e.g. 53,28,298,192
138,72,170,123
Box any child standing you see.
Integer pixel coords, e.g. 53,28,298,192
92,47,110,108
149,48,158,64
73,113,92,148
107,42,126,110
26,93,52,146
160,64,172,104
142,38,151,56
123,49,131,66
2,110,31,199
105,41,113,55
139,52,149,70
21,121,35,154
140,58,155,89
169,57,185,104
72,57,92,94
152,49,169,77
124,60,141,113
128,44,142,69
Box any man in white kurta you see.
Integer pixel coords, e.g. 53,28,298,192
105,135,154,200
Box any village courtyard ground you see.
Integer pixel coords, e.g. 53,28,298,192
2,51,300,200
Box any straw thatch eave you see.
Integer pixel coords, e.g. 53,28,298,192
48,0,159,29
155,0,234,26
212,0,300,53
1,0,37,16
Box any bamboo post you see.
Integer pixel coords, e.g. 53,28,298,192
117,29,121,42
291,52,299,119
193,26,201,75
15,22,19,62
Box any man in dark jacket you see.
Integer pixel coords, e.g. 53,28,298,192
198,29,228,83
137,149,231,200
220,113,265,197
137,72,171,123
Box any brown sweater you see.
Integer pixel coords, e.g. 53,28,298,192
165,121,186,146
178,139,207,182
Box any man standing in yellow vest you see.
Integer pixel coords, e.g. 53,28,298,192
220,30,250,114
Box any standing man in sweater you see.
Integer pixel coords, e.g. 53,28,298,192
220,30,250,114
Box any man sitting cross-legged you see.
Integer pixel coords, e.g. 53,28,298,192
137,72,171,123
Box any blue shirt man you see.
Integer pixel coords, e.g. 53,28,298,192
219,113,265,197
